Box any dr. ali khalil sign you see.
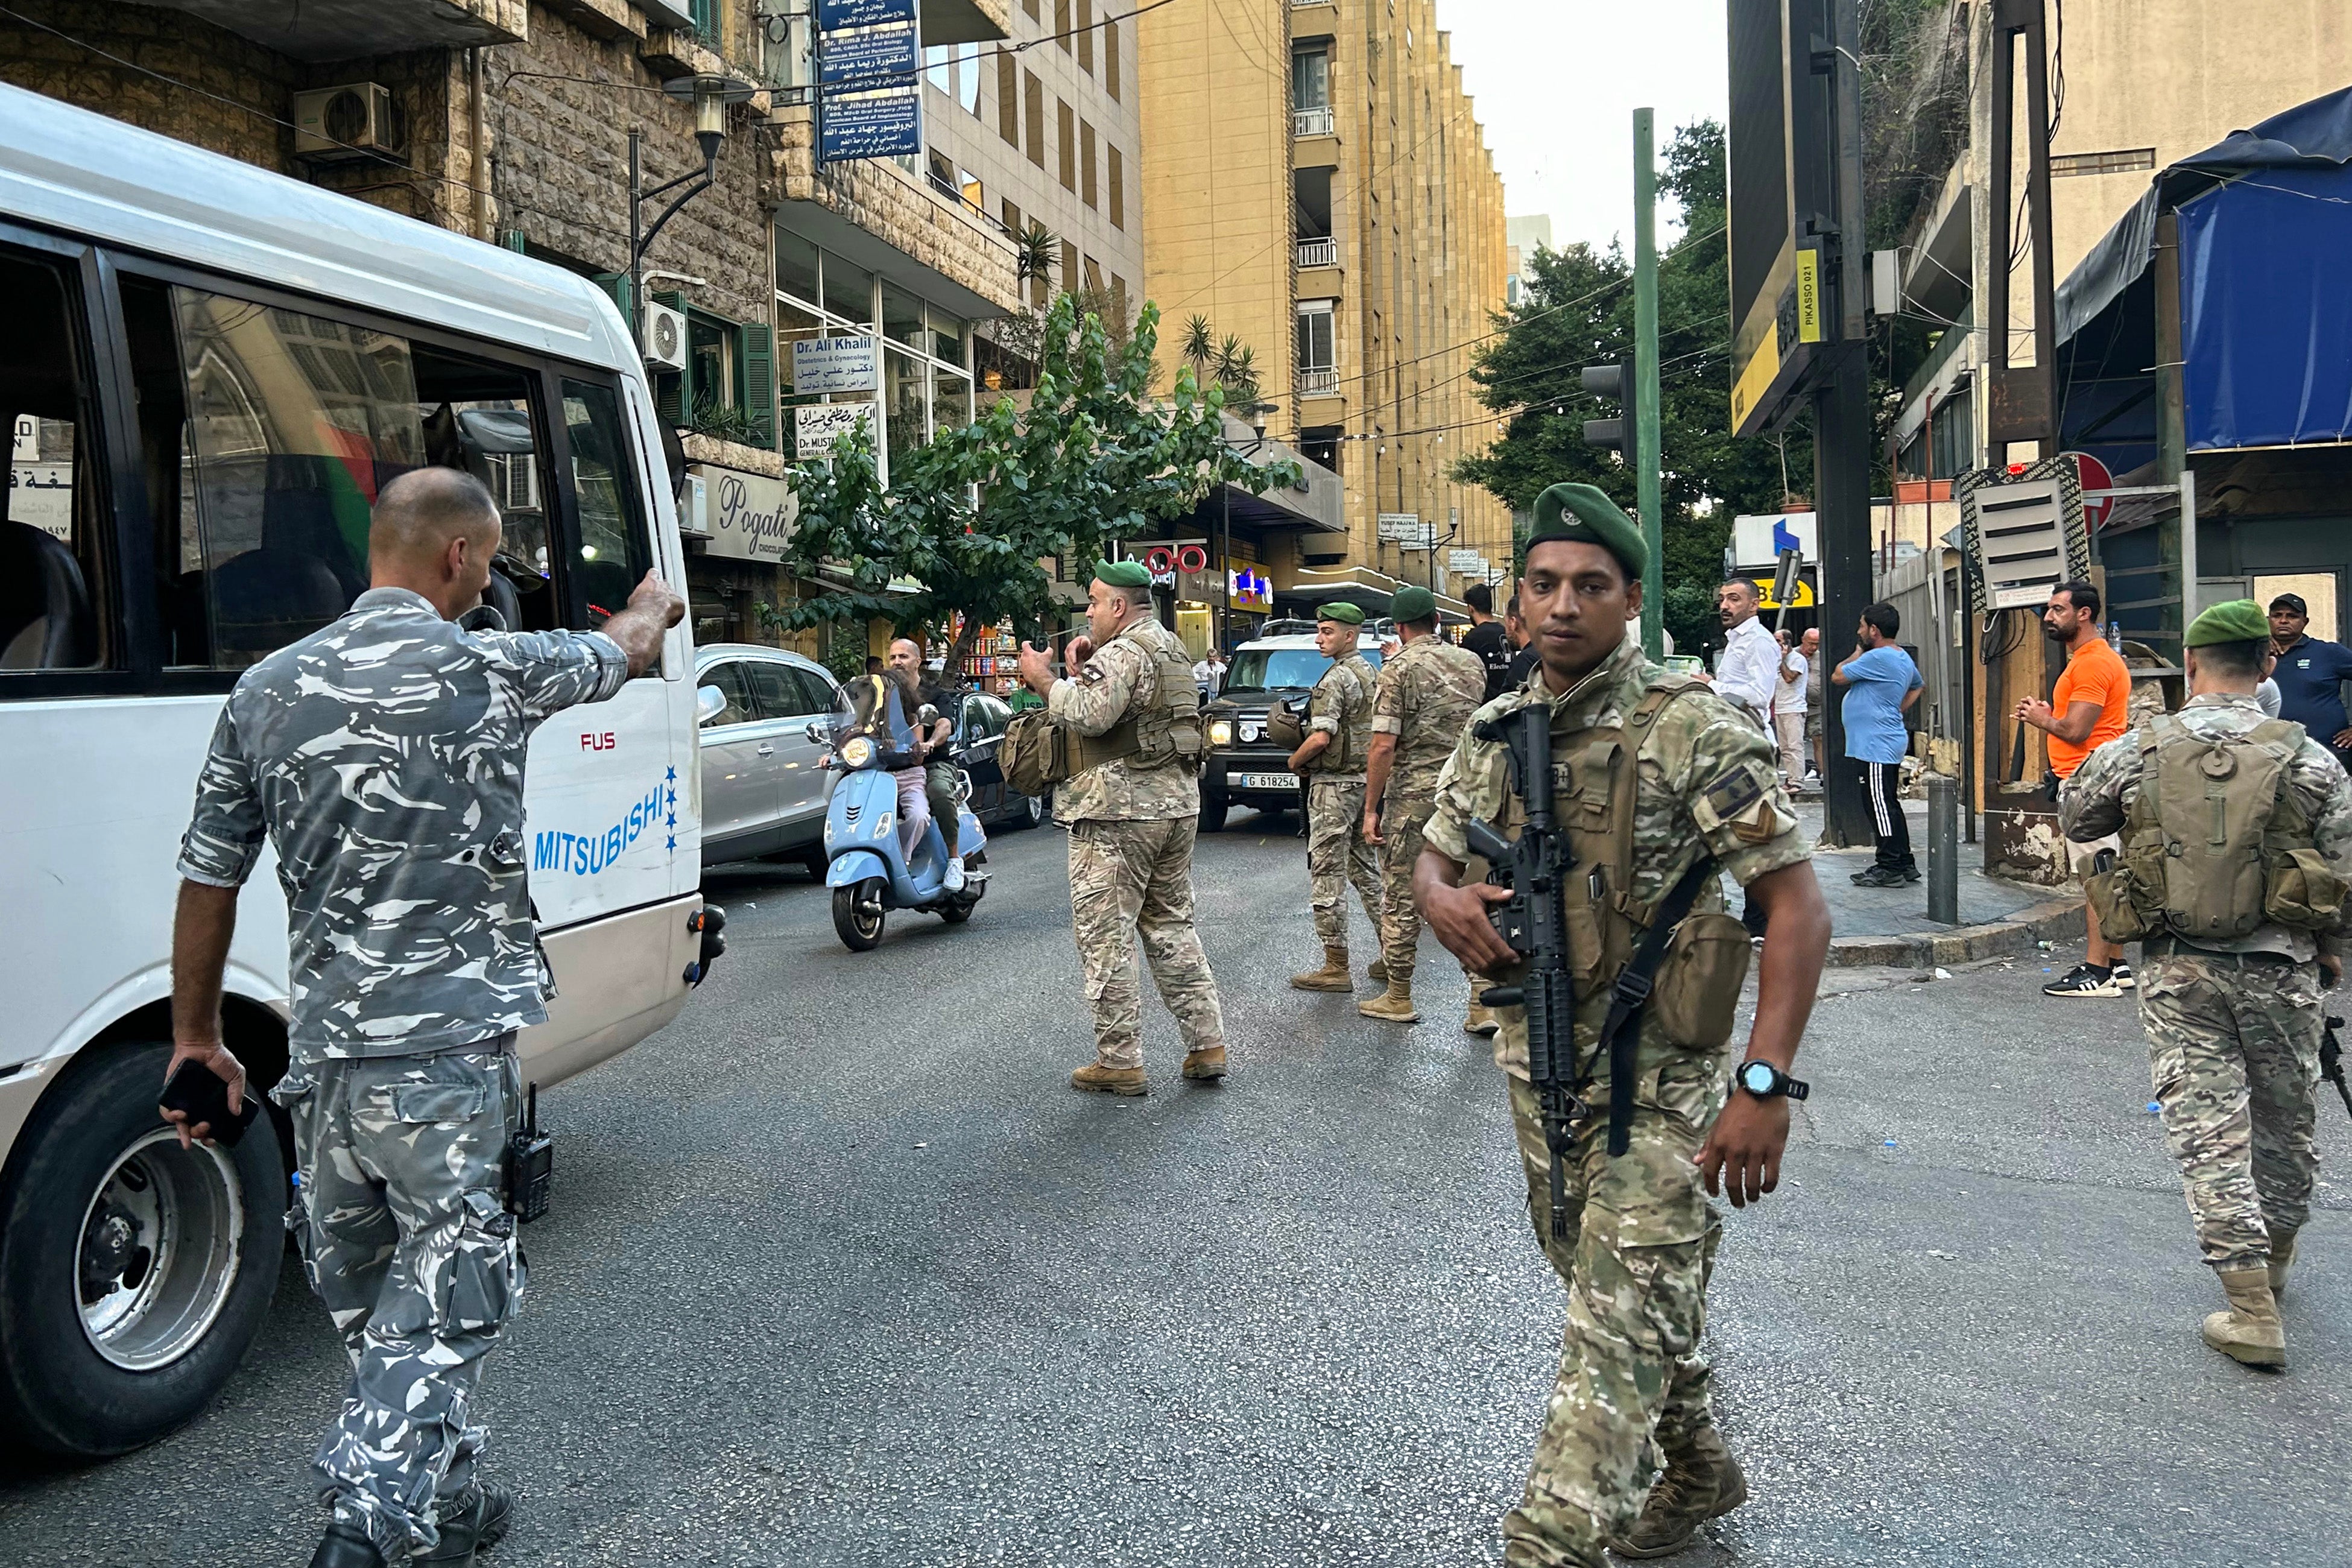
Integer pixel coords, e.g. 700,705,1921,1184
690,467,798,564
792,335,879,395
816,0,922,164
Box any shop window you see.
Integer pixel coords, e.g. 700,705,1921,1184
0,242,108,675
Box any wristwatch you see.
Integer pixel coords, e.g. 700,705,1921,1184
1735,1059,1810,1101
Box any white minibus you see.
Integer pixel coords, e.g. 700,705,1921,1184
0,84,717,1456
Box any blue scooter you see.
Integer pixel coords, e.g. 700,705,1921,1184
817,703,988,950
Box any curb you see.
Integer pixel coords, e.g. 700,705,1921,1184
1826,897,2086,970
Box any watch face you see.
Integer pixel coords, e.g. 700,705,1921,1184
1739,1061,1777,1095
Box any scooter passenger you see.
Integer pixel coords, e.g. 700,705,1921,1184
888,638,967,893
844,660,935,872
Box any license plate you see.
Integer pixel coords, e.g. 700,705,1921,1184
1236,772,1299,789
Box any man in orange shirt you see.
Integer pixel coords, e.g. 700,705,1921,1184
2017,580,2135,996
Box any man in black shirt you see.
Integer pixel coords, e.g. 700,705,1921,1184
1502,591,1540,692
1461,581,1514,702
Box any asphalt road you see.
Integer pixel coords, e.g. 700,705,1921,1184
5,811,2348,1566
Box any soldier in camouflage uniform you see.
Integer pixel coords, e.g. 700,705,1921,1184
1361,584,1489,1026
2061,598,2352,1370
166,469,681,1567
1288,602,1386,992
1412,485,1830,1566
1016,559,1225,1096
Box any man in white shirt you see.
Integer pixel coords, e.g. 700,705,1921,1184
1192,650,1226,700
1772,627,1809,784
1707,577,1778,731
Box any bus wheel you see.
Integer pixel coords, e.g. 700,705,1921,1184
832,879,887,950
0,1042,285,1457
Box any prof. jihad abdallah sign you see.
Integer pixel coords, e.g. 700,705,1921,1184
707,470,797,564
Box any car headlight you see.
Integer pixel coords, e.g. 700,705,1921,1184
839,735,876,769
1207,718,1233,748
1239,722,1262,743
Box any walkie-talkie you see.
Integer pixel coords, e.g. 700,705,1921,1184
506,1083,553,1223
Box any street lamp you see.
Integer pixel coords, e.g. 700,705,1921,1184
1217,401,1279,654
629,72,759,332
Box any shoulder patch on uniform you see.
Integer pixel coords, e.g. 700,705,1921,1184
1701,765,1763,824
1081,662,1107,684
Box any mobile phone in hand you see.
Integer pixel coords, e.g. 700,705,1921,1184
159,1058,259,1147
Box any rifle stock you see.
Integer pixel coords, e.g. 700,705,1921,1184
2325,1016,2352,1121
1464,705,1584,1239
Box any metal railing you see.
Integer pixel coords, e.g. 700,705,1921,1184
1297,367,1338,395
1295,236,1336,269
1292,105,1334,137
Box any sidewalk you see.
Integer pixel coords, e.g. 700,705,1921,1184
1752,794,2084,967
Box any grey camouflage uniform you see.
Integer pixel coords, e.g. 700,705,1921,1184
178,586,626,1558
1304,651,1383,948
1051,616,1224,1069
1422,640,1806,1568
1368,632,1487,982
2061,691,2352,1272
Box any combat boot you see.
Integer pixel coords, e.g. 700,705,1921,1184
1463,1001,1500,1037
308,1524,385,1568
1291,946,1356,991
422,1482,516,1563
2202,1266,2286,1368
1366,955,1388,984
2270,1230,2298,1300
1070,1062,1148,1096
1181,1046,1228,1081
1357,981,1419,1023
1610,1425,1749,1559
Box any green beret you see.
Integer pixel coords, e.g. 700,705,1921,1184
1093,558,1151,589
1530,482,1649,579
1318,601,1366,626
2185,598,2270,647
1389,586,1436,624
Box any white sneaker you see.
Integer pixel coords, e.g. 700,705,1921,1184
943,859,966,893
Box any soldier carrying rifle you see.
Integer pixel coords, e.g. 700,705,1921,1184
1412,484,1830,1565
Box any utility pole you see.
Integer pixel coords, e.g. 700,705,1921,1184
1633,107,1665,659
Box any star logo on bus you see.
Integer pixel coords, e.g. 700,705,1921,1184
666,834,676,852
665,765,676,783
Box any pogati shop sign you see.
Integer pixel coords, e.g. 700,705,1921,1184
692,466,798,564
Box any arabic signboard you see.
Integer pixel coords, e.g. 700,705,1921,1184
691,466,798,564
1447,548,1490,577
817,0,912,25
1377,511,1434,549
10,462,71,540
795,400,876,458
817,0,921,163
791,335,879,394
818,25,918,84
821,90,922,160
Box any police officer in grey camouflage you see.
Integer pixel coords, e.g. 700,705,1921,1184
165,467,683,1567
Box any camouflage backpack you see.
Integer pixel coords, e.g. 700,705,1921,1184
2087,713,2347,941
999,707,1069,799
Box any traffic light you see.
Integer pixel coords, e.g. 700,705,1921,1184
1581,362,1635,455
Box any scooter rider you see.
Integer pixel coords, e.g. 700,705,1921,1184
846,657,935,874
889,637,966,892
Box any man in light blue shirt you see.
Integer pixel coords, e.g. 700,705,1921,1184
1832,601,1924,887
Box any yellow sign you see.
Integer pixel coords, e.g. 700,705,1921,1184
1757,580,1815,611
1730,327,1781,436
1794,249,1823,344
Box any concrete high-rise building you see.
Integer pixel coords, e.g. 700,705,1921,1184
1137,0,1511,618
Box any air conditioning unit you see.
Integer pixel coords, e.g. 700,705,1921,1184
678,472,710,537
641,300,689,374
293,83,403,160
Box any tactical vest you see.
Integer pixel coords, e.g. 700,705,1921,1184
1301,656,1374,775
1067,619,1205,776
1493,676,1754,1059
2087,712,2348,943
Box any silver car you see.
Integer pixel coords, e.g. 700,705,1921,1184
694,644,841,871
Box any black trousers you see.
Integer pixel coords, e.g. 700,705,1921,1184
1862,759,1914,871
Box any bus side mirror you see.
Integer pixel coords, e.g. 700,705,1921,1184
695,684,727,726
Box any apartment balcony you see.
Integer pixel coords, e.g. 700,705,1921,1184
1295,236,1336,268
1296,235,1342,299
1292,109,1339,172
1292,106,1335,138
1298,368,1338,395
1290,0,1339,37
143,0,524,59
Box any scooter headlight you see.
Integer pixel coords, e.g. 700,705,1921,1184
839,735,876,769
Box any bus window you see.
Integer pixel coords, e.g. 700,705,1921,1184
560,379,651,643
414,344,556,634
0,243,107,674
172,288,423,666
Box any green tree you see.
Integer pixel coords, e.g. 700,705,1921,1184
777,294,1300,674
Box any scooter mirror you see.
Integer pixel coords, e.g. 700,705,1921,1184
694,684,727,726
804,721,829,744
916,703,940,726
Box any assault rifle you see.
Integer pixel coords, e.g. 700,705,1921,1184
2325,1016,2352,1120
1462,704,1583,1239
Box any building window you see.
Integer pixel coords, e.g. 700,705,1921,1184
1002,197,1022,236
1083,254,1104,296
1105,17,1119,100
2052,147,2157,178
1081,121,1097,208
1292,48,1332,136
1058,98,1076,191
1296,298,1335,391
1111,273,1127,323
1025,71,1046,168
996,49,1019,145
1055,0,1071,51
1024,0,1038,15
1108,144,1124,229
1060,240,1080,297
1078,0,1093,73
958,46,982,115
925,43,952,93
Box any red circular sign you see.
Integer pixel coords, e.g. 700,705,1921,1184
1145,546,1175,574
1177,544,1209,572
2066,452,2116,530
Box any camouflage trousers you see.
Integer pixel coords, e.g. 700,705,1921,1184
1502,1064,1725,1568
273,1044,523,1562
1068,816,1225,1070
1306,777,1383,949
2137,953,2323,1271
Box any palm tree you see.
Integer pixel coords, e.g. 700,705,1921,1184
1181,314,1215,391
1013,220,1059,300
